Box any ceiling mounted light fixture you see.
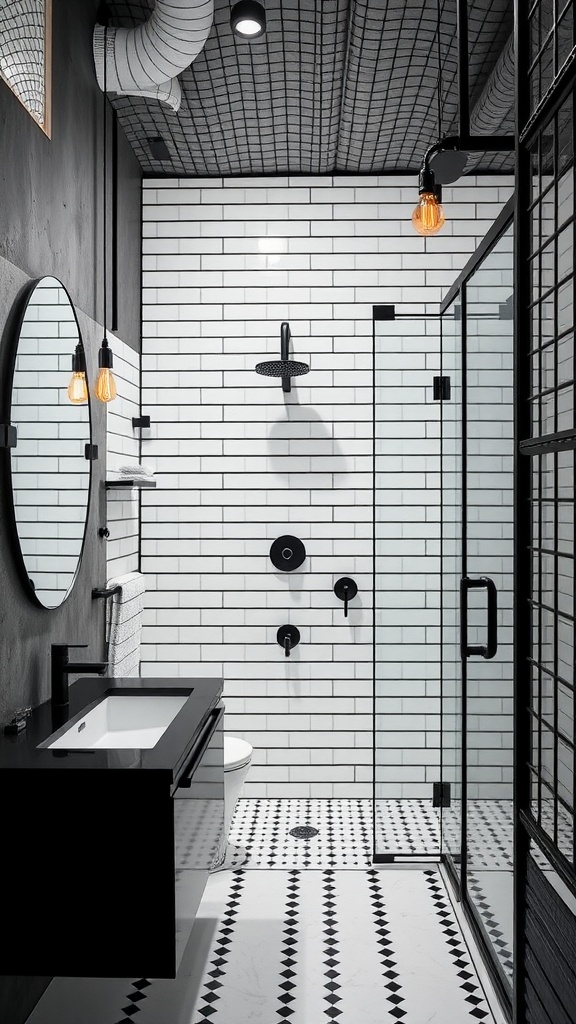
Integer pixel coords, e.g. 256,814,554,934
412,0,448,237
412,0,514,238
231,0,266,39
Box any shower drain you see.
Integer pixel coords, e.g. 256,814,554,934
289,825,319,839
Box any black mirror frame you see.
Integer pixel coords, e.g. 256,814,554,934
0,277,93,610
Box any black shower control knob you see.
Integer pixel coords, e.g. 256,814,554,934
334,577,358,617
270,535,306,571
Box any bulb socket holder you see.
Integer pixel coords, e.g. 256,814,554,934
71,343,86,374
98,339,114,369
418,167,437,195
231,0,266,38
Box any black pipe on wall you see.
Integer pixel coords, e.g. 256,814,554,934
0,2,142,1020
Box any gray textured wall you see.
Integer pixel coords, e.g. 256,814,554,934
0,2,142,1020
0,0,141,351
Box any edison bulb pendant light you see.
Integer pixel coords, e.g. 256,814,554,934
67,342,88,404
68,372,89,404
412,191,446,236
94,337,117,403
95,367,117,403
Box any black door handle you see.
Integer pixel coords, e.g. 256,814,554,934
460,576,498,659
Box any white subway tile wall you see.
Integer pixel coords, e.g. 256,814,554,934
106,337,141,580
141,175,514,797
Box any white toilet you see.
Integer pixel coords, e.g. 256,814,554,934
212,734,253,870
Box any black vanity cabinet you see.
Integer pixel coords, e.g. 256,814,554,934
0,678,224,978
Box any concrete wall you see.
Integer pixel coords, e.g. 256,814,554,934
0,4,141,1021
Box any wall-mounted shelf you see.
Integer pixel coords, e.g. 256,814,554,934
105,479,157,490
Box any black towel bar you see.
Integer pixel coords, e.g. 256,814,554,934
92,585,122,599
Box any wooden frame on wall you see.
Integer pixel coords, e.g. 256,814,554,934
0,0,52,138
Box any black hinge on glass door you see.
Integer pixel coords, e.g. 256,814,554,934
460,576,498,659
432,781,451,807
433,375,451,400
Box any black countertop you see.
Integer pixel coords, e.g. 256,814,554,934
0,676,223,780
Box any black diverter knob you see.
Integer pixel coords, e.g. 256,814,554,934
277,624,300,657
270,535,306,572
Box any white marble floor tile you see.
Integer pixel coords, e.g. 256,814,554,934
26,867,498,1024
384,869,494,1022
329,870,406,1022
191,871,287,1023
26,978,133,1024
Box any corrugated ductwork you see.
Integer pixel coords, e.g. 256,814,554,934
93,0,213,113
469,34,514,136
460,34,515,172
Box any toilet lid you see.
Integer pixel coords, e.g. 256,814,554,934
224,735,253,771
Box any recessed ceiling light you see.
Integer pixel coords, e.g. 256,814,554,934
231,1,266,39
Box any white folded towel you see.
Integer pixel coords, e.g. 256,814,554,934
116,463,155,477
106,571,146,677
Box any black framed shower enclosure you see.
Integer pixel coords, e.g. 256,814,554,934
373,199,516,1016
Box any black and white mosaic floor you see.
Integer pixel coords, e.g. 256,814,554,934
225,796,537,868
223,797,374,868
28,867,498,1024
223,796,441,868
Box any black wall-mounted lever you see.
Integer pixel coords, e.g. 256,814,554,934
334,577,358,617
277,624,300,657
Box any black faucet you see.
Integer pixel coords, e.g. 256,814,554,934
51,644,108,707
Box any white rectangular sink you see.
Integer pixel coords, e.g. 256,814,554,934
44,694,189,750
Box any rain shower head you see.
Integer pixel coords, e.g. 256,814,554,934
255,322,310,392
256,359,309,378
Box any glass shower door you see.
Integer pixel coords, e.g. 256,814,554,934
441,307,463,880
374,311,441,860
464,225,515,985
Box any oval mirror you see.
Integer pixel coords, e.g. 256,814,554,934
9,277,91,608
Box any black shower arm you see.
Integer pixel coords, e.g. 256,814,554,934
419,134,514,191
280,322,291,362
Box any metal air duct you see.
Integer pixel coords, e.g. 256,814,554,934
93,0,213,113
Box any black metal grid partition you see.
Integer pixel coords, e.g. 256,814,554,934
523,92,575,874
516,1,576,1022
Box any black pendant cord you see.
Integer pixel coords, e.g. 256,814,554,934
102,25,108,349
436,0,442,140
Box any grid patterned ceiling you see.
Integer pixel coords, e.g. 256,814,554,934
108,0,515,177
